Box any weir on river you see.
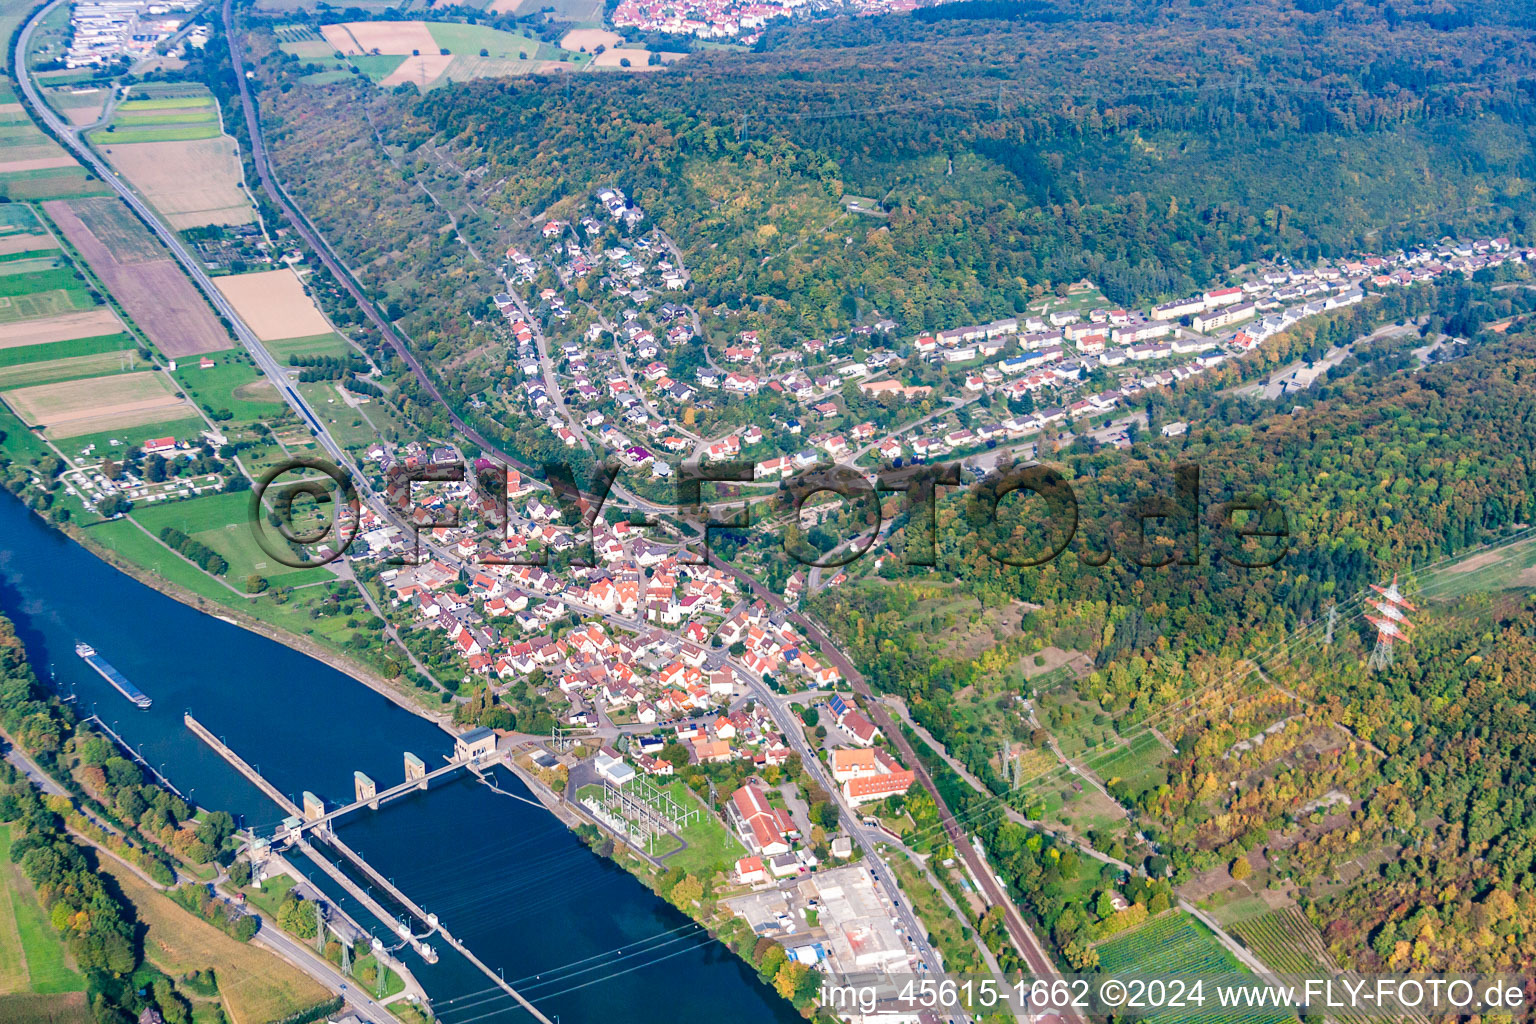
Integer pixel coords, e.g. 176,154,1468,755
0,493,801,1024
184,713,558,1024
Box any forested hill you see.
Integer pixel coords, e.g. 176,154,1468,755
814,313,1536,675
397,0,1536,324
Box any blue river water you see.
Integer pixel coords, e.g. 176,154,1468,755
0,491,797,1024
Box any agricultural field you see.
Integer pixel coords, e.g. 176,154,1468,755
0,824,86,996
1096,912,1242,973
345,53,403,79
0,264,95,322
1,368,193,437
213,268,333,341
592,47,676,69
1219,900,1335,974
0,82,108,200
44,198,233,356
0,235,56,259
0,992,90,1024
428,21,558,59
89,88,221,145
1095,913,1289,1024
274,23,356,83
559,28,623,51
274,23,331,55
29,69,107,88
43,86,109,126
263,331,347,360
319,20,586,87
320,19,438,56
94,857,332,1024
101,135,254,230
57,195,163,263
0,345,145,387
0,164,106,201
0,256,66,281
1215,899,1413,1024
0,307,125,346
0,200,55,249
377,53,454,88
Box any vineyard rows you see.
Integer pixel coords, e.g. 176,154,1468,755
1096,913,1291,1024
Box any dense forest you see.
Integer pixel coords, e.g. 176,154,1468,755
252,0,1536,383
805,315,1536,975
818,323,1536,740
405,0,1536,312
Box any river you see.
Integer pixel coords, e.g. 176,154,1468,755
0,491,798,1024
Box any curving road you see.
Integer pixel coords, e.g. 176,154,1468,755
254,924,403,1024
222,1,555,483
20,7,1073,1012
14,0,353,476
710,553,1086,1024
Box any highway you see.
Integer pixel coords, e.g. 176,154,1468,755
20,0,559,582
14,0,352,478
17,4,1067,1013
2,734,65,797
221,1,558,487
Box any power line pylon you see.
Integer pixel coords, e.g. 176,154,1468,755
1366,575,1415,672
